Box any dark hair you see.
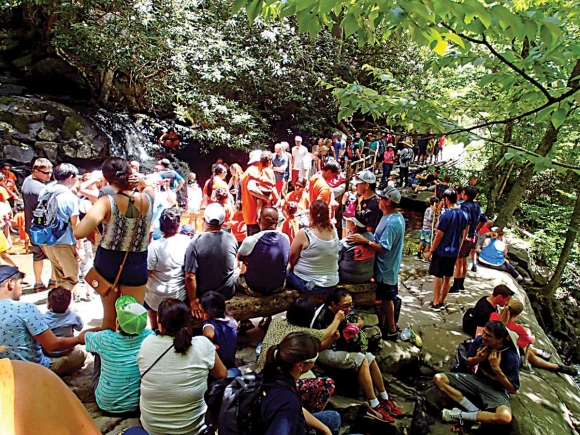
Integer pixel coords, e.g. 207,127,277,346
263,332,320,380
102,157,131,190
485,320,509,341
354,209,372,232
326,287,351,306
260,206,279,228
157,298,193,354
286,201,298,216
47,287,71,313
309,200,332,231
200,291,226,319
322,159,341,174
429,197,440,206
463,186,477,201
442,188,457,204
160,207,182,236
53,163,79,181
207,165,227,195
294,178,306,188
2,162,11,169
287,299,316,327
260,151,273,166
455,186,464,197
214,164,227,175
492,284,515,298
214,187,229,202
443,175,451,183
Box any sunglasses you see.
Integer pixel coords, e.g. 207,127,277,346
36,169,53,175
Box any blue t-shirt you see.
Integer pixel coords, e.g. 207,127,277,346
85,329,155,413
203,317,238,369
0,299,51,367
272,154,288,182
44,309,83,356
467,335,520,392
460,200,482,238
374,212,405,285
433,208,468,258
332,140,341,158
39,185,79,245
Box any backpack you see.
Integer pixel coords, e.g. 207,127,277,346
205,373,290,435
29,187,69,246
450,338,475,374
400,149,412,164
462,307,476,337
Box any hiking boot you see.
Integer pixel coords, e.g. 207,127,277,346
366,405,395,423
558,364,578,376
448,286,460,294
471,264,478,272
379,397,404,418
417,251,423,260
441,408,464,424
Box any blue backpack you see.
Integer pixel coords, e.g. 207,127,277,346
29,187,69,246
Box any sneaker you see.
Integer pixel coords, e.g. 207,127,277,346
379,397,404,418
441,408,463,424
428,301,443,311
471,264,478,272
33,283,47,293
558,364,578,376
382,327,400,341
537,349,552,361
417,252,423,260
366,405,395,423
521,361,534,374
48,279,57,289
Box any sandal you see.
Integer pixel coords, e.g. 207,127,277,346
33,283,47,293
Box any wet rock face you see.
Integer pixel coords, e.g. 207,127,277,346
0,95,108,167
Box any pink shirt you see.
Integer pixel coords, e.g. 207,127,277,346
490,312,534,348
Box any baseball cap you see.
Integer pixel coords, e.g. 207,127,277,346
0,265,22,283
158,158,171,167
376,186,401,204
345,216,365,228
346,209,371,228
352,170,376,185
115,295,147,335
295,135,302,142
491,226,499,231
248,150,262,165
204,203,225,226
180,224,196,237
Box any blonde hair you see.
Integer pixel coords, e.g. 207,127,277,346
499,298,524,324
230,163,243,178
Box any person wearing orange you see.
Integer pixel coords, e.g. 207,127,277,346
280,201,300,245
229,204,247,247
202,164,228,207
214,187,234,225
255,152,279,216
240,150,271,236
284,178,310,213
308,160,341,206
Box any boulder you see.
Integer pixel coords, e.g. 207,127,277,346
2,143,36,163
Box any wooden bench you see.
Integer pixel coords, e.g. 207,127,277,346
226,283,377,321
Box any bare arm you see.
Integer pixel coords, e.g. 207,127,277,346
73,196,109,240
210,353,228,379
288,229,308,268
203,324,215,342
247,179,270,201
78,179,100,204
303,408,332,435
35,329,80,353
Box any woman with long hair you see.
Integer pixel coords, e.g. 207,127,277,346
286,201,339,294
202,164,228,208
493,299,576,375
258,332,344,435
74,157,155,330
138,298,227,435
186,173,202,227
228,163,243,204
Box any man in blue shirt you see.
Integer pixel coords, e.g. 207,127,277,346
433,320,520,426
348,187,404,341
272,143,288,196
424,188,468,310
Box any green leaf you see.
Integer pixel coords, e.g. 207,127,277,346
341,14,360,38
441,32,465,49
433,39,448,56
231,0,248,15
473,57,486,67
551,108,567,129
318,0,337,14
246,0,263,23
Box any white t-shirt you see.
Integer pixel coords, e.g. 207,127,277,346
292,145,308,173
145,234,190,310
187,185,202,213
138,334,216,435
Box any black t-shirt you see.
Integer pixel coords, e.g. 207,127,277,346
473,296,498,329
425,174,438,184
312,305,348,351
21,175,48,233
98,185,116,199
357,195,382,231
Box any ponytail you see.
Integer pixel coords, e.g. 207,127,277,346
262,332,320,380
499,298,524,325
174,326,194,354
157,298,193,354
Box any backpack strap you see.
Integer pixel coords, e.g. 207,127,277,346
141,343,174,378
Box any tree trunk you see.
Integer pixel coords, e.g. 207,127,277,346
485,122,513,217
98,69,115,106
495,123,559,228
540,174,580,298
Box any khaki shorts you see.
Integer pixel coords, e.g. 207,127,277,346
318,349,375,370
43,244,79,290
50,348,87,376
446,372,511,410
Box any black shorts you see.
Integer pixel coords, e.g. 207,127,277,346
376,154,384,163
429,252,457,278
376,282,398,301
457,238,476,258
418,147,427,157
31,244,48,262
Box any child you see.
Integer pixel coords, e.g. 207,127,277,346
79,295,153,414
280,201,299,245
229,203,247,248
43,288,84,357
200,291,239,377
255,165,278,217
12,203,28,253
214,188,233,227
417,197,439,260
186,174,202,229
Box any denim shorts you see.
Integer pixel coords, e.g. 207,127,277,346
94,247,148,287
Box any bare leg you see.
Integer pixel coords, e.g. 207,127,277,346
0,252,17,267
433,277,443,305
474,406,512,425
381,300,396,332
440,276,452,303
147,310,158,331
433,373,464,403
528,352,559,371
369,360,386,392
357,358,377,400
33,260,44,285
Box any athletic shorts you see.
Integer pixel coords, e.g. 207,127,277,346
31,244,48,262
429,252,457,278
376,281,398,301
457,238,476,258
446,372,511,411
420,230,432,246
318,349,375,370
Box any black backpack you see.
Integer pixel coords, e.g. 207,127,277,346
450,338,475,374
462,307,476,337
205,373,291,435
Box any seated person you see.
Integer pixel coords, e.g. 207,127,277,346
312,288,402,423
78,295,153,414
200,291,239,378
434,320,520,426
463,284,514,337
43,287,83,357
0,265,86,376
476,229,524,281
257,298,344,413
236,207,290,296
412,168,440,192
493,298,577,375
338,209,375,284
280,201,300,245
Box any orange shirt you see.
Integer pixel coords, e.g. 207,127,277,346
309,173,331,205
0,186,9,202
222,202,234,225
280,217,299,246
230,211,247,242
285,190,310,212
257,167,279,203
240,164,262,225
203,176,229,203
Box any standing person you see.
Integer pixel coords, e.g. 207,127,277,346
202,164,228,207
73,157,155,330
348,187,404,340
228,163,243,204
424,189,468,310
339,209,375,284
381,144,395,186
449,187,482,293
157,159,185,193
397,141,413,188
417,197,439,260
1,162,20,205
39,164,83,301
186,174,202,227
21,158,54,292
272,143,289,196
240,150,271,237
292,136,309,185
145,207,189,330
352,170,381,232
308,160,341,207
281,141,293,195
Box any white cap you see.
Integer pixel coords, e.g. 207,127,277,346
248,150,262,165
204,203,225,226
295,136,302,142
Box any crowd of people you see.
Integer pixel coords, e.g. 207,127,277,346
0,130,575,434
